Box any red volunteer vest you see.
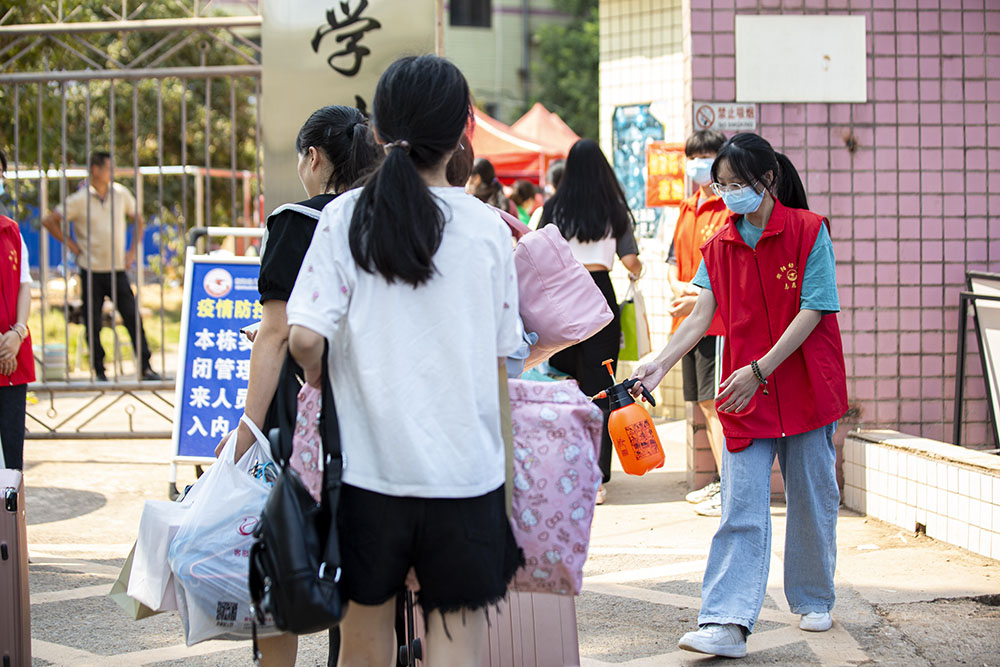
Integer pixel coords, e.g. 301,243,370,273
700,199,847,450
671,191,727,336
0,215,35,386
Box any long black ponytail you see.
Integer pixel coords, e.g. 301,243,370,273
295,105,380,194
349,55,472,286
711,133,810,211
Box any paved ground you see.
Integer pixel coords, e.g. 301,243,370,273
20,419,1000,665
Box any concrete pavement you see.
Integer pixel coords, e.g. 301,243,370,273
20,420,1000,665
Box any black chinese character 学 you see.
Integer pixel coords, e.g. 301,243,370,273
312,0,382,77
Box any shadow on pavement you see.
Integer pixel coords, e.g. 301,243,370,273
602,470,688,505
26,486,108,525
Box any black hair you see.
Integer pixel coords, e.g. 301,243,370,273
89,151,110,170
349,55,472,287
296,105,381,193
0,148,6,174
446,132,474,187
539,139,633,243
685,130,727,158
546,159,565,191
470,157,501,203
711,133,809,211
510,180,537,206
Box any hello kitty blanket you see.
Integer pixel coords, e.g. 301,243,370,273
507,379,604,595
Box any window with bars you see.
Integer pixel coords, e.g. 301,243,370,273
450,0,491,28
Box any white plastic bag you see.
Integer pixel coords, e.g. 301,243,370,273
167,426,280,645
128,500,186,611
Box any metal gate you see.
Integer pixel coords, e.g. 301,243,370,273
0,1,263,439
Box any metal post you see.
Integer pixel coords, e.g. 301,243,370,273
85,83,95,381
60,81,70,379
110,80,120,381
133,82,144,381
953,294,968,447
157,78,166,375
37,80,47,376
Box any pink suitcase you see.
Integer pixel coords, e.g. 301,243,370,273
396,589,579,666
1,468,31,666
483,592,579,667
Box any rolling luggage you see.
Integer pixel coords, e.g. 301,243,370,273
484,591,580,667
394,588,580,667
1,443,31,666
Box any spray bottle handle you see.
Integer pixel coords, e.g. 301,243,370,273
623,378,657,407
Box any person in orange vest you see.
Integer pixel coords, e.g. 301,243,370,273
666,130,729,517
0,148,35,470
632,133,846,658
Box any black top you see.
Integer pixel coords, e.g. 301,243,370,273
258,193,337,303
257,193,336,436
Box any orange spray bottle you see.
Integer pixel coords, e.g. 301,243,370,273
594,359,665,476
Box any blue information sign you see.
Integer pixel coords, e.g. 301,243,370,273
172,255,262,461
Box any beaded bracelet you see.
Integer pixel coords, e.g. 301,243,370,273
750,359,769,395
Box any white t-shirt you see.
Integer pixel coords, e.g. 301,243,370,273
20,236,30,283
61,183,136,271
286,186,521,499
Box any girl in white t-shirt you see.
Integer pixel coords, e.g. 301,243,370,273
287,55,522,665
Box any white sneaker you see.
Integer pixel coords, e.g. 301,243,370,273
799,611,832,632
685,479,720,504
678,623,747,658
694,493,722,517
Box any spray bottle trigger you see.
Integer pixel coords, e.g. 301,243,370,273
623,378,656,407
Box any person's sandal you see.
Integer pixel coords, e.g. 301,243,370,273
595,484,607,505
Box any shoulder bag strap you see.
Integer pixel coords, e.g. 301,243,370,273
267,203,323,221
273,353,301,468
498,360,514,519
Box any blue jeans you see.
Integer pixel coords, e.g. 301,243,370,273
698,422,839,633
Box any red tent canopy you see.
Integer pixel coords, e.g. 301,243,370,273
469,107,564,184
511,103,581,155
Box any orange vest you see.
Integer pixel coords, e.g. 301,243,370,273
671,191,728,335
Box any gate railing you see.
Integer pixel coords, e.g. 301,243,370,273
0,1,263,439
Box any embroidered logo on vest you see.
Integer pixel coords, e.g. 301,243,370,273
776,262,798,290
8,248,16,271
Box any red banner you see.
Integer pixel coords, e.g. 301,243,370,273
645,142,686,207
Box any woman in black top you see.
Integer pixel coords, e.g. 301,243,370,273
539,139,642,504
215,105,380,666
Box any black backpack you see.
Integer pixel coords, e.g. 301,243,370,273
248,346,346,652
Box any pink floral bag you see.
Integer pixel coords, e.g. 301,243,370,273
507,378,604,595
290,383,324,501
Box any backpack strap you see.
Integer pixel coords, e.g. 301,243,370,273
267,203,323,221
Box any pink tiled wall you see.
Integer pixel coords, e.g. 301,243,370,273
688,0,1000,448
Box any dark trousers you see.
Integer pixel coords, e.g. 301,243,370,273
0,384,27,470
549,270,621,484
79,269,152,375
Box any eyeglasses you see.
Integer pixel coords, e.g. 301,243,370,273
710,180,758,196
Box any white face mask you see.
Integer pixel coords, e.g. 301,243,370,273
686,158,714,186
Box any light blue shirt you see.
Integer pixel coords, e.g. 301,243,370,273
691,217,839,313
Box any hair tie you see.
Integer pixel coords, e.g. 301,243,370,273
383,139,411,155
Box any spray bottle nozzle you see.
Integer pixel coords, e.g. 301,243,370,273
623,378,657,407
598,359,656,408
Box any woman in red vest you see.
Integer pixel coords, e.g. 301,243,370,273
0,148,36,470
632,133,847,658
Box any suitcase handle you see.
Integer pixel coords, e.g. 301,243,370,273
4,487,16,512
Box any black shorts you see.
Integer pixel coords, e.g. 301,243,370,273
337,484,523,616
681,335,719,402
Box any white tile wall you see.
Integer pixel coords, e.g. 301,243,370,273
844,431,1000,561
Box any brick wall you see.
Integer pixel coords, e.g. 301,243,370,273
688,0,1000,448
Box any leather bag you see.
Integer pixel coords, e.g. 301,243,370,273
248,346,346,641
